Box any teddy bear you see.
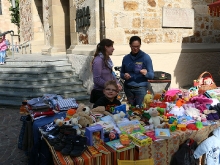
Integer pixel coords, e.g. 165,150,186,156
66,103,93,128
72,111,93,128
113,111,126,124
91,106,113,116
76,103,91,115
63,117,82,135
143,93,153,108
148,107,165,128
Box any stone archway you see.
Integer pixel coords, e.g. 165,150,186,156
41,0,70,55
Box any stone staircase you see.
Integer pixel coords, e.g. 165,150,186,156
0,54,90,106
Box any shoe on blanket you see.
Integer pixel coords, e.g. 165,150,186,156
70,136,88,157
61,135,77,155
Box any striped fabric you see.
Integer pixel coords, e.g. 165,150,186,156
57,98,78,111
45,136,135,165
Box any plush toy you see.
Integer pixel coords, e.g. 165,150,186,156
65,108,77,120
189,95,213,113
91,106,113,116
113,111,126,124
148,107,165,128
63,117,82,135
76,103,91,115
185,107,201,119
176,99,185,108
54,118,64,126
143,93,153,108
169,106,185,116
72,111,93,128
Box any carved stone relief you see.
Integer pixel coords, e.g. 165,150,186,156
43,0,51,46
19,0,32,42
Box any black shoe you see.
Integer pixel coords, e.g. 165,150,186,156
54,135,68,151
48,132,64,146
60,125,77,135
61,135,77,156
70,136,88,157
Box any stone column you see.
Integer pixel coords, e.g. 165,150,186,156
67,0,78,54
30,0,45,54
41,0,52,55
47,0,66,55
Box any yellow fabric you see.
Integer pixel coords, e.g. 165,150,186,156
117,158,154,165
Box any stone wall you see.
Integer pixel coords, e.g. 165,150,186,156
104,0,220,44
71,0,220,45
0,0,19,43
19,0,32,43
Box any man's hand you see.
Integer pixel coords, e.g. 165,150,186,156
140,69,147,76
124,73,131,80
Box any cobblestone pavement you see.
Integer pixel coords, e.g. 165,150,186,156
0,106,28,165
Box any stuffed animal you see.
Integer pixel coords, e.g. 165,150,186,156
54,118,64,126
64,117,82,135
91,106,113,116
148,107,165,128
203,77,213,85
113,111,126,124
76,103,91,115
65,108,77,120
143,93,153,108
169,106,185,116
72,111,93,128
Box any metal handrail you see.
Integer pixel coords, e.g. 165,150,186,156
19,40,31,54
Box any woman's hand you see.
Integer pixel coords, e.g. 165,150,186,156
124,73,131,80
140,69,147,76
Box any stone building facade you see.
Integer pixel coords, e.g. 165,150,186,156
0,0,19,44
19,0,220,91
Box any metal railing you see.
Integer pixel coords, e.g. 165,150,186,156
19,41,31,54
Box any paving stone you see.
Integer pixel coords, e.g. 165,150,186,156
0,106,28,165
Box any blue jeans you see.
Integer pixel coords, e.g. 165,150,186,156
0,50,6,63
124,86,147,107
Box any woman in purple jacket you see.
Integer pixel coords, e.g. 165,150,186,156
90,39,121,103
0,35,7,65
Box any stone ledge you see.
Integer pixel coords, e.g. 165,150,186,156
68,43,220,56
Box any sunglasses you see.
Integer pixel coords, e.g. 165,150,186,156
105,88,118,92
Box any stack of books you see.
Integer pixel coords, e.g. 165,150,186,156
106,139,135,152
155,128,171,139
204,88,220,101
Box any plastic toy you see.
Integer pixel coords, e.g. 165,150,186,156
177,124,187,131
195,121,203,129
85,124,104,146
119,134,130,146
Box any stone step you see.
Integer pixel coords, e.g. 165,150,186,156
0,64,73,72
1,54,89,106
0,95,90,106
0,89,88,99
0,70,76,78
0,83,87,93
5,59,69,66
0,76,79,85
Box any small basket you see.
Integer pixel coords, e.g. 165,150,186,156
197,71,217,94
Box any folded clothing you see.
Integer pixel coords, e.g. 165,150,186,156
57,98,78,111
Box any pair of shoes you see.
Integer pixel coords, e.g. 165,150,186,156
0,62,2,65
204,110,219,120
58,135,88,156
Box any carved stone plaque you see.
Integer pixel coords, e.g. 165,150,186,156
162,7,194,28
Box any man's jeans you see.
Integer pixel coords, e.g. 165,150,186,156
124,86,147,107
0,50,6,63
